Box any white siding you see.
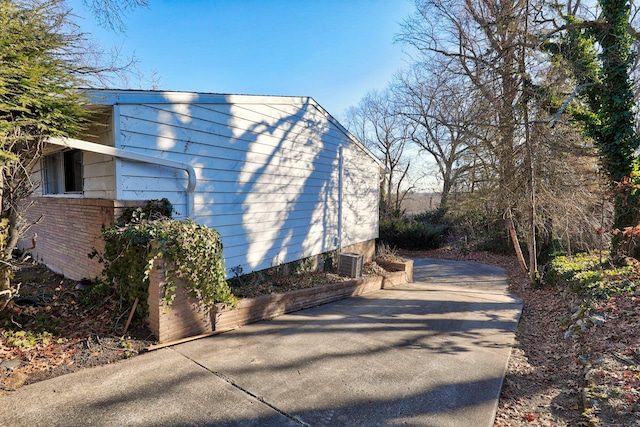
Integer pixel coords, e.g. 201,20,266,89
82,110,116,199
341,144,380,246
33,110,116,198
104,91,380,275
83,152,116,198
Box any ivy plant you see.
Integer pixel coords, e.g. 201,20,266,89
545,0,640,253
91,200,236,322
143,219,236,311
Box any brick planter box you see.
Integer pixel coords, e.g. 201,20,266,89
381,271,410,289
376,258,414,283
214,275,383,331
148,266,411,343
147,262,214,344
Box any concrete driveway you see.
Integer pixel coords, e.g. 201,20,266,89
0,258,522,427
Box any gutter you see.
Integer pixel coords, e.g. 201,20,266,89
48,137,196,218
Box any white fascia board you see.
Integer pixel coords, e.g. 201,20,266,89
85,89,310,107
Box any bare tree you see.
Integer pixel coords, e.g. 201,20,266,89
397,0,607,280
344,89,415,217
80,0,148,32
395,63,479,208
398,0,531,272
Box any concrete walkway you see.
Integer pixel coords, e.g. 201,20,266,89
0,258,522,427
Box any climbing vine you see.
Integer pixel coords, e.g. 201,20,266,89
143,219,236,310
90,200,236,322
546,0,640,253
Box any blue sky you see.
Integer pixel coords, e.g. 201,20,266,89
68,0,415,116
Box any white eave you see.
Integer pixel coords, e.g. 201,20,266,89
48,136,196,218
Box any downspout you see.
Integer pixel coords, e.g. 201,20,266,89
48,137,196,218
337,146,344,251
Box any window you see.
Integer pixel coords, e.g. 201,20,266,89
42,149,83,194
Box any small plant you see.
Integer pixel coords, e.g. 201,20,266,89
321,250,338,272
269,256,287,280
376,241,403,262
376,241,398,257
120,336,133,358
363,261,385,276
230,265,244,286
292,254,316,275
3,330,52,348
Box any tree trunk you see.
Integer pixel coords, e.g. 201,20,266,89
0,171,10,310
505,208,528,274
520,5,537,283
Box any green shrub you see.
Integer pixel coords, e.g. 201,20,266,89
413,207,449,225
116,198,174,226
379,216,449,250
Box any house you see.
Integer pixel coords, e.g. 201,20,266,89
20,89,382,281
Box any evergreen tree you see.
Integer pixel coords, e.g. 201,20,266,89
0,0,90,309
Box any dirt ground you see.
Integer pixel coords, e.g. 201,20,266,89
0,260,154,393
2,251,639,426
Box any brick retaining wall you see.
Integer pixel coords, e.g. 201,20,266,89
148,268,411,344
213,275,384,332
147,261,213,343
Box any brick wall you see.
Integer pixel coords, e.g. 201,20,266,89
147,254,411,344
147,260,214,343
343,239,375,262
18,198,144,281
213,275,384,332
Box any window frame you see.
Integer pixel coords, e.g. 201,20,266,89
42,149,83,195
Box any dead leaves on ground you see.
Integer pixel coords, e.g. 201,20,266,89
1,260,148,392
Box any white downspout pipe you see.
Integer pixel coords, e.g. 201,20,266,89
337,146,344,252
48,137,196,218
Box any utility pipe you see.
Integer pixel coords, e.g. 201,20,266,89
48,137,196,218
337,146,344,251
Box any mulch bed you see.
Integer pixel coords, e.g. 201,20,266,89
0,260,154,393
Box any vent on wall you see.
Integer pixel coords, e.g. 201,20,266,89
338,252,363,278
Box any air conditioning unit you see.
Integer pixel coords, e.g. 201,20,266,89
338,252,363,278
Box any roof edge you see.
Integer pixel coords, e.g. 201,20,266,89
85,88,384,168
